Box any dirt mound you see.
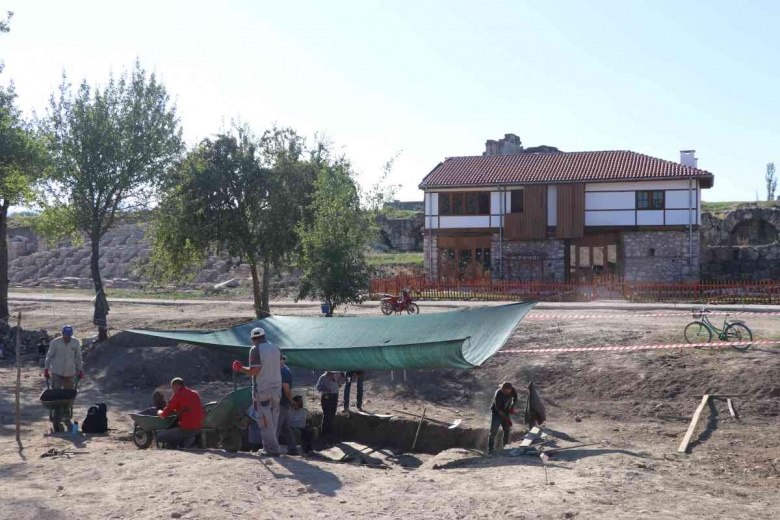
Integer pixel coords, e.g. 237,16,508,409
0,320,47,357
499,349,780,417
83,331,236,392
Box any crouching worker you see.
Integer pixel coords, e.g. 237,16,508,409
139,390,167,416
157,377,204,449
487,381,518,453
289,395,317,453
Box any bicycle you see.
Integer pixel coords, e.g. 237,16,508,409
683,307,754,351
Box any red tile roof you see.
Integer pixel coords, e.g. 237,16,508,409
419,151,714,189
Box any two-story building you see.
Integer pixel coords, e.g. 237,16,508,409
419,143,714,283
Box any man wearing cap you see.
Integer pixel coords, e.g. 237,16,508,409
487,381,518,453
233,327,282,457
44,326,84,390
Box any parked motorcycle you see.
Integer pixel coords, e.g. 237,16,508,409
380,289,419,315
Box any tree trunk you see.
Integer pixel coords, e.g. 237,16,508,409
90,232,108,340
0,201,10,320
326,297,334,317
250,262,262,320
261,257,270,314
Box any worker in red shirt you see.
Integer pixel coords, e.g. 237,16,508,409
156,377,204,448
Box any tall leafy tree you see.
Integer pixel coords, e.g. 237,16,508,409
0,11,10,35
296,156,374,316
0,86,45,319
40,62,182,338
148,126,316,318
0,11,46,319
766,162,777,201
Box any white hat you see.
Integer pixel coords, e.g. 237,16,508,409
251,327,265,339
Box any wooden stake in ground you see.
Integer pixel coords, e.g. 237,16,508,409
678,394,710,454
411,407,427,452
15,311,22,445
726,398,740,421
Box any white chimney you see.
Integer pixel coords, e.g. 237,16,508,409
680,150,697,168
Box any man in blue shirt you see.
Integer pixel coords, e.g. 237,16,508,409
276,355,299,455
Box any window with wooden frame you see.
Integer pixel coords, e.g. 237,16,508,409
438,192,491,215
636,190,664,210
510,190,524,213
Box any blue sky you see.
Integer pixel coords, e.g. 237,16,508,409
2,0,778,202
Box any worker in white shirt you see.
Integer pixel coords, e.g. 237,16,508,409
44,325,83,389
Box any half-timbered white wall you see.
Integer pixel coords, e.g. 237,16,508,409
584,180,700,227
424,188,504,229
424,180,702,230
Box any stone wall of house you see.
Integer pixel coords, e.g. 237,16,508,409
422,234,438,280
622,230,699,282
491,236,566,281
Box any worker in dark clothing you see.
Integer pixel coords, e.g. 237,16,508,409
487,381,518,453
316,371,341,436
343,370,365,412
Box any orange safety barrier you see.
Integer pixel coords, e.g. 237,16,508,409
369,277,780,305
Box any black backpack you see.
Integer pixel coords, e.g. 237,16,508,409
82,402,108,433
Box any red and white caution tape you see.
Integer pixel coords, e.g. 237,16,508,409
499,339,780,355
527,311,780,320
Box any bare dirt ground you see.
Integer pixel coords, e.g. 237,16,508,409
2,297,780,519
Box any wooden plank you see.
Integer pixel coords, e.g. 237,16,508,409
556,183,585,239
678,395,711,454
726,399,740,421
504,185,547,240
698,394,745,398
520,426,542,447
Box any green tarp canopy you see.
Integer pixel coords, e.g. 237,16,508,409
128,301,536,371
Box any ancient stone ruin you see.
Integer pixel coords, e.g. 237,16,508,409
700,204,780,281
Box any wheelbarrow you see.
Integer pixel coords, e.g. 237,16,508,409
130,386,254,452
39,377,80,433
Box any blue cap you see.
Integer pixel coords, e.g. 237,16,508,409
62,326,73,336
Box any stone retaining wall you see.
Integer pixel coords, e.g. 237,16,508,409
699,205,780,281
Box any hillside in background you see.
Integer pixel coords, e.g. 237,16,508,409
6,205,425,292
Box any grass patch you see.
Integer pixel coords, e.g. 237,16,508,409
367,252,424,266
701,200,780,213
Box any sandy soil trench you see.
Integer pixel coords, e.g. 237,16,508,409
1,298,780,519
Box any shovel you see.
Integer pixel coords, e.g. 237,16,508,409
394,410,463,429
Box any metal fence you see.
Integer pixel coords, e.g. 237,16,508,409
370,276,780,305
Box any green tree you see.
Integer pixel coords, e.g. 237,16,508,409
0,11,10,35
39,62,182,339
296,156,375,316
0,10,46,319
0,85,45,319
767,162,777,201
148,126,316,318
